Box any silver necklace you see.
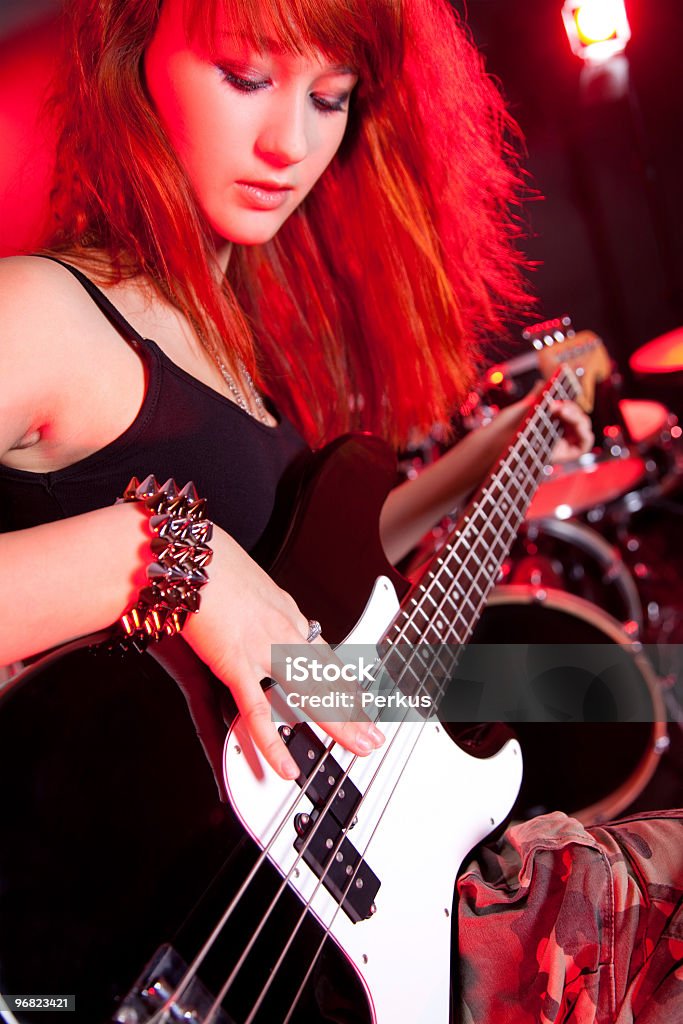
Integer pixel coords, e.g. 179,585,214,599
212,352,269,424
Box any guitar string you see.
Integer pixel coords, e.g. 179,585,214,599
156,373,573,1023
209,383,567,1022
162,380,565,1019
423,376,573,653
273,383,575,1023
395,382,565,664
209,713,425,1023
396,389,561,658
185,378,565,1024
246,716,429,1024
432,400,559,649
432,381,571,650
269,393,567,1023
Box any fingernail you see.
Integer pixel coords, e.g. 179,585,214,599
355,733,374,753
368,725,385,746
281,759,299,780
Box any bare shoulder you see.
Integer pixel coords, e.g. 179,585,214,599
0,255,97,455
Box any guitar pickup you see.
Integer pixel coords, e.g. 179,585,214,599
280,723,361,829
294,812,380,924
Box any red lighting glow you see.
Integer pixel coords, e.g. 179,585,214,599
562,0,631,63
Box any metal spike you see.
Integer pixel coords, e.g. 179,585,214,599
185,520,213,544
186,499,207,520
186,567,209,587
182,592,201,614
145,479,179,511
122,476,141,500
178,481,199,503
135,474,159,499
146,562,171,581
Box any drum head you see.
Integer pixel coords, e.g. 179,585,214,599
445,586,665,824
526,454,646,520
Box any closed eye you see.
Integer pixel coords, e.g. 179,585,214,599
216,64,353,115
311,92,350,115
218,67,269,92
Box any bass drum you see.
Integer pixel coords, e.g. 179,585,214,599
450,585,667,825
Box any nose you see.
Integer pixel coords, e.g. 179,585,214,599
256,95,309,167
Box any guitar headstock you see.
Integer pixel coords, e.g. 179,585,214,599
523,317,612,413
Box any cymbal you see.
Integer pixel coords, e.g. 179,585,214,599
630,327,683,374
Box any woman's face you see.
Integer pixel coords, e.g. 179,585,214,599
144,1,358,246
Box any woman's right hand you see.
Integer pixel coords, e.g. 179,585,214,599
184,525,385,780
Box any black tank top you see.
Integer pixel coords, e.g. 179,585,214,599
0,258,309,553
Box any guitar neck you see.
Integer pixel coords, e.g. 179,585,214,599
383,365,581,662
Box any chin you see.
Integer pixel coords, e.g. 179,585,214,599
210,211,290,248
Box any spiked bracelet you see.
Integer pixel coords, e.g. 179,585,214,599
115,475,213,651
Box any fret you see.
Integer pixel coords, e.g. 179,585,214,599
496,458,526,504
436,559,454,581
527,417,555,463
518,431,546,475
416,586,439,610
536,403,556,436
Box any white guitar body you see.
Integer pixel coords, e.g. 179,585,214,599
224,576,523,1024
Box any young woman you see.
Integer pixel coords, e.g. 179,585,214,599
0,0,590,766
1,1,679,1022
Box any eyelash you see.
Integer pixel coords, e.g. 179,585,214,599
218,68,349,115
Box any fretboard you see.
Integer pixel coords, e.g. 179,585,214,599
380,366,581,699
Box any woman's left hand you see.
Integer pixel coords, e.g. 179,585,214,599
491,390,594,463
547,399,595,463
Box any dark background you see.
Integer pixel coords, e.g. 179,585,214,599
461,0,683,381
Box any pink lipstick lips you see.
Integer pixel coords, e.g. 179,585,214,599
235,181,293,209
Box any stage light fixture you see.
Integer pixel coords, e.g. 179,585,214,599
562,0,631,63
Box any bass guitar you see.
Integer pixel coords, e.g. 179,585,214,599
0,348,598,1024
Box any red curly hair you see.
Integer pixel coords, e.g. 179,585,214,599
46,0,531,446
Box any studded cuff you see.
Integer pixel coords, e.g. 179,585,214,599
115,475,213,652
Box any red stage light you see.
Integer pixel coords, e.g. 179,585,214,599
575,2,620,44
562,0,631,63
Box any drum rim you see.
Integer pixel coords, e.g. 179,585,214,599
487,584,667,824
522,516,643,631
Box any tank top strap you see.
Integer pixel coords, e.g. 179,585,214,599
34,254,148,352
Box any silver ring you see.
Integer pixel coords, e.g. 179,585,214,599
305,619,322,643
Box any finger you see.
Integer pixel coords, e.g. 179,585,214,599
275,633,386,753
549,401,594,454
232,673,301,780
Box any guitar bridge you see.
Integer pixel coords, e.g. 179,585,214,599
114,943,231,1024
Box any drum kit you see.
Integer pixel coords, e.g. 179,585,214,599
404,318,683,824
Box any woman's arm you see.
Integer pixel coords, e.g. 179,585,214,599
0,262,383,777
1,507,384,776
379,396,594,565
